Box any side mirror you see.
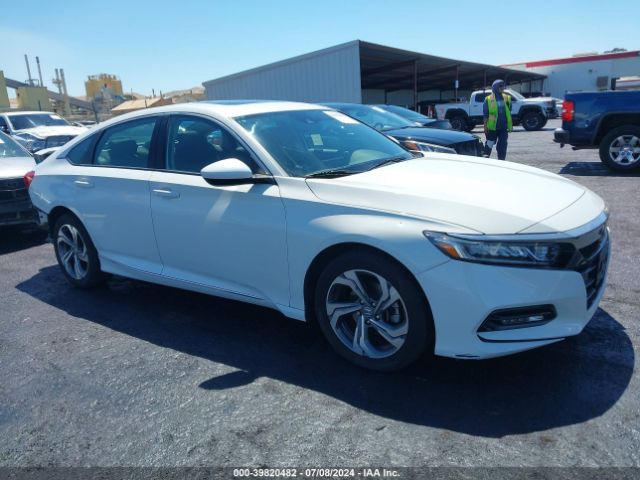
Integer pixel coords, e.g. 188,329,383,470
200,158,273,186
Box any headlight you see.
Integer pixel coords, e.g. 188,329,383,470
423,231,574,268
14,133,46,153
401,140,457,154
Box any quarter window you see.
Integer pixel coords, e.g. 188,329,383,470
94,118,156,168
165,115,258,173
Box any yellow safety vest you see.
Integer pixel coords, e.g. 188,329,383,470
486,93,513,132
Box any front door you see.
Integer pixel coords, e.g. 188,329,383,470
149,114,289,306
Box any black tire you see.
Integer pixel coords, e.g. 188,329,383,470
449,115,468,132
313,250,433,371
521,111,545,131
53,213,103,288
598,125,640,172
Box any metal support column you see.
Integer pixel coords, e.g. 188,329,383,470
413,60,418,111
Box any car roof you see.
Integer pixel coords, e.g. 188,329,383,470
2,111,62,116
102,100,329,126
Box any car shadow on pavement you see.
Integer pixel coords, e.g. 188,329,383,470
560,162,640,177
18,267,634,438
0,228,48,255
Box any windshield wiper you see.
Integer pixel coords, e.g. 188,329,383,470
365,156,407,171
305,169,354,178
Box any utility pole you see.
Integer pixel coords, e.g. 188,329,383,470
36,56,44,87
24,54,35,86
60,68,71,117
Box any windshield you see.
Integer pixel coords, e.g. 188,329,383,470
324,104,414,131
235,109,414,177
0,132,31,158
506,89,525,101
8,113,70,130
378,105,429,123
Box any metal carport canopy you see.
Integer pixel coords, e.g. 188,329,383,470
358,41,545,96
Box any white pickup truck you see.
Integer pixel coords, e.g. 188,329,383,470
435,89,558,132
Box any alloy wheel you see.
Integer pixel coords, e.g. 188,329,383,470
325,269,409,359
609,135,640,166
56,224,90,280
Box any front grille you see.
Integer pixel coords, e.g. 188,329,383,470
0,176,36,224
570,224,610,308
453,139,483,157
0,178,25,190
45,135,75,148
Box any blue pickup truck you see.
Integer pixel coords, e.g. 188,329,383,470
554,90,640,172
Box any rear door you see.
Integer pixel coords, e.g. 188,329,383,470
62,116,163,274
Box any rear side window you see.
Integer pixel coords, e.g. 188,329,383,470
94,118,156,168
66,136,95,165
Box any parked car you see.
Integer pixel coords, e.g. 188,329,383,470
554,90,640,172
0,111,86,153
374,104,452,130
323,103,483,156
28,101,609,371
435,89,558,132
0,131,39,227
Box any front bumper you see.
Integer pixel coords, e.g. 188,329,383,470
417,230,610,359
0,178,39,227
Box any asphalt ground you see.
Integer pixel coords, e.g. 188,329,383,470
0,119,638,469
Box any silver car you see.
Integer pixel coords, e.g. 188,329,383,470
0,131,38,227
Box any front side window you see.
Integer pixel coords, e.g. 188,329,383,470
166,115,258,173
475,93,489,103
235,109,414,177
94,118,156,168
7,113,70,130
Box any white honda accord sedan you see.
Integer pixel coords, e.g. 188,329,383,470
28,101,610,370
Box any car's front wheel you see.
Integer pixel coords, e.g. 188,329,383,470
521,111,545,131
314,250,432,371
53,213,103,288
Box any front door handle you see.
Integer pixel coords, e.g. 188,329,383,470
152,188,180,199
74,179,93,188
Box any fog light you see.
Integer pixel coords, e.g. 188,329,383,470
478,305,556,332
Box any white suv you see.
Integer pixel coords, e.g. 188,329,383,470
0,111,86,153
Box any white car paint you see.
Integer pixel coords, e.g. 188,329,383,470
28,101,609,361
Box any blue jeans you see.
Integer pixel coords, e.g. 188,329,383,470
485,129,509,160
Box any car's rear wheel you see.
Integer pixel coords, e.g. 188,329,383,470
314,250,432,371
449,115,467,131
599,126,640,172
53,213,103,288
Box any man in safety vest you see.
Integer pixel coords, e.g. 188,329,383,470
483,79,512,160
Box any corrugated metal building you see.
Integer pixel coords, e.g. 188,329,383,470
503,51,640,98
203,40,542,107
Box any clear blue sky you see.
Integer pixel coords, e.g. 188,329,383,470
1,0,638,97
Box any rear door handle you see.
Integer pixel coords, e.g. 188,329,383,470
152,188,180,199
74,179,94,188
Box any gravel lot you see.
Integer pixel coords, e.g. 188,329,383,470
1,119,639,469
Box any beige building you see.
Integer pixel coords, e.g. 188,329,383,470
85,74,123,99
111,97,172,115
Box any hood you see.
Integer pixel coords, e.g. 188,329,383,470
0,156,36,179
522,96,556,105
15,125,87,139
384,126,476,145
306,156,591,235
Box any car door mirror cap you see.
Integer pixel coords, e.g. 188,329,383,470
200,158,274,185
